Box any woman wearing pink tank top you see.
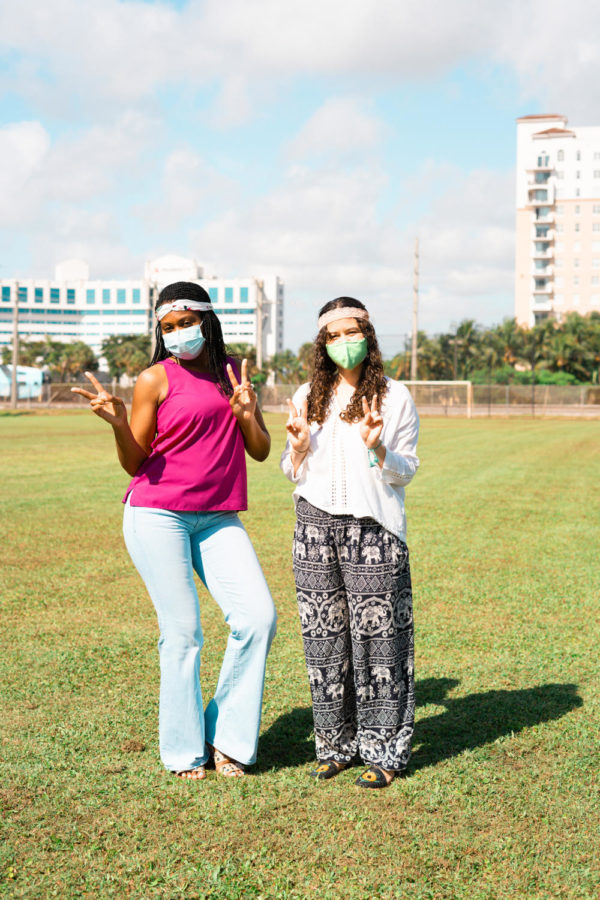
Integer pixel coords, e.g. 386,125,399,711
73,282,276,780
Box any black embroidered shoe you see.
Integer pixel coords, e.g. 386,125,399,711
355,764,397,789
309,760,349,780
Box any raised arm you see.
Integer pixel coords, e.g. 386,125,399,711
72,368,163,476
227,359,271,462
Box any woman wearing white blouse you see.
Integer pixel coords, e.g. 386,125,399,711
280,297,419,788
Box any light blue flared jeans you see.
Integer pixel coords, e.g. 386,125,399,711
123,498,277,772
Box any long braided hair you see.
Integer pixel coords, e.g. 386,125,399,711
150,281,233,397
306,296,388,425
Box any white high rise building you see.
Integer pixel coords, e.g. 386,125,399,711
0,255,284,360
515,114,600,326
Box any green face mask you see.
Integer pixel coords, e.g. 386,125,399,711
326,337,368,370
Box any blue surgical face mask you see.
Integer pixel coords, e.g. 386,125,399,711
162,323,206,360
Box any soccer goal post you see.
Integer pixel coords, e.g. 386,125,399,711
402,381,473,418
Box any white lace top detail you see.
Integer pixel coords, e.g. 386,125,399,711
280,378,420,541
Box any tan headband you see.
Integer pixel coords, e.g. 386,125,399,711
317,307,369,330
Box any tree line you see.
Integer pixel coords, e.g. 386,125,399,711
3,312,600,385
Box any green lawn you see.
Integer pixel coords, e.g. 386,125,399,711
1,411,599,899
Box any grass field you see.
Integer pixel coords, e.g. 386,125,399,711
1,411,600,899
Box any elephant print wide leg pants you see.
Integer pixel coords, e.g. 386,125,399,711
292,498,415,772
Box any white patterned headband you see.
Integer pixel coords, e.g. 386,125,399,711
317,307,369,330
156,299,213,321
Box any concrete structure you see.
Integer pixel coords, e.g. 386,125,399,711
0,255,284,360
516,114,600,326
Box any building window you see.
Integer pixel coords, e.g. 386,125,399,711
35,287,43,303
555,259,563,268
594,259,600,267
67,289,75,304
208,287,218,303
86,289,96,304
574,259,580,268
50,288,60,304
555,205,564,215
558,150,564,161
117,289,126,305
556,171,564,179
593,223,600,232
240,287,249,304
576,188,581,197
575,223,580,232
556,241,564,251
576,171,581,179
574,241,581,251
103,289,110,304
595,152,600,160
132,288,140,304
595,171,600,178
2,286,10,302
592,294,600,305
575,205,580,214
555,277,564,288
225,287,233,303
573,294,580,305
556,224,564,233
594,205,600,214
593,276,600,285
555,294,564,305
593,242,600,251
18,286,27,303
573,276,580,286
576,150,581,161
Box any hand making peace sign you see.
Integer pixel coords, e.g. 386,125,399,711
227,359,257,422
285,398,310,453
359,394,383,449
71,372,128,427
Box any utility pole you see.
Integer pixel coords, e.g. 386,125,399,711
255,279,265,371
410,238,419,381
10,281,19,410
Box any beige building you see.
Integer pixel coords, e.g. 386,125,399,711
515,114,600,325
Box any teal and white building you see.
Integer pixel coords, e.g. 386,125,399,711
0,255,284,360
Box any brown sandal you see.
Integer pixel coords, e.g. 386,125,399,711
208,744,245,778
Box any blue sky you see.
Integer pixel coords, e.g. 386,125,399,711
1,0,600,353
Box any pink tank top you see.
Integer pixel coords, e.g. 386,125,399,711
124,358,247,512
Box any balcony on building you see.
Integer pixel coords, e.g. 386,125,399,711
531,296,554,313
526,183,555,206
532,224,555,241
527,170,552,186
531,206,555,224
531,276,554,294
532,243,554,260
531,266,554,280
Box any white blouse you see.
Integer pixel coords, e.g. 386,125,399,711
280,378,420,541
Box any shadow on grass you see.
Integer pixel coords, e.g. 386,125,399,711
256,706,315,772
411,677,583,771
256,678,583,772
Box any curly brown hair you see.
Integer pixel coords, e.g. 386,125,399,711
306,297,388,425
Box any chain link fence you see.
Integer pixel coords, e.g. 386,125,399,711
2,379,599,417
256,382,600,417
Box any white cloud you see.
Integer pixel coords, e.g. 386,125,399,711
2,0,600,124
0,121,51,224
188,158,516,349
286,98,384,162
140,146,239,229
